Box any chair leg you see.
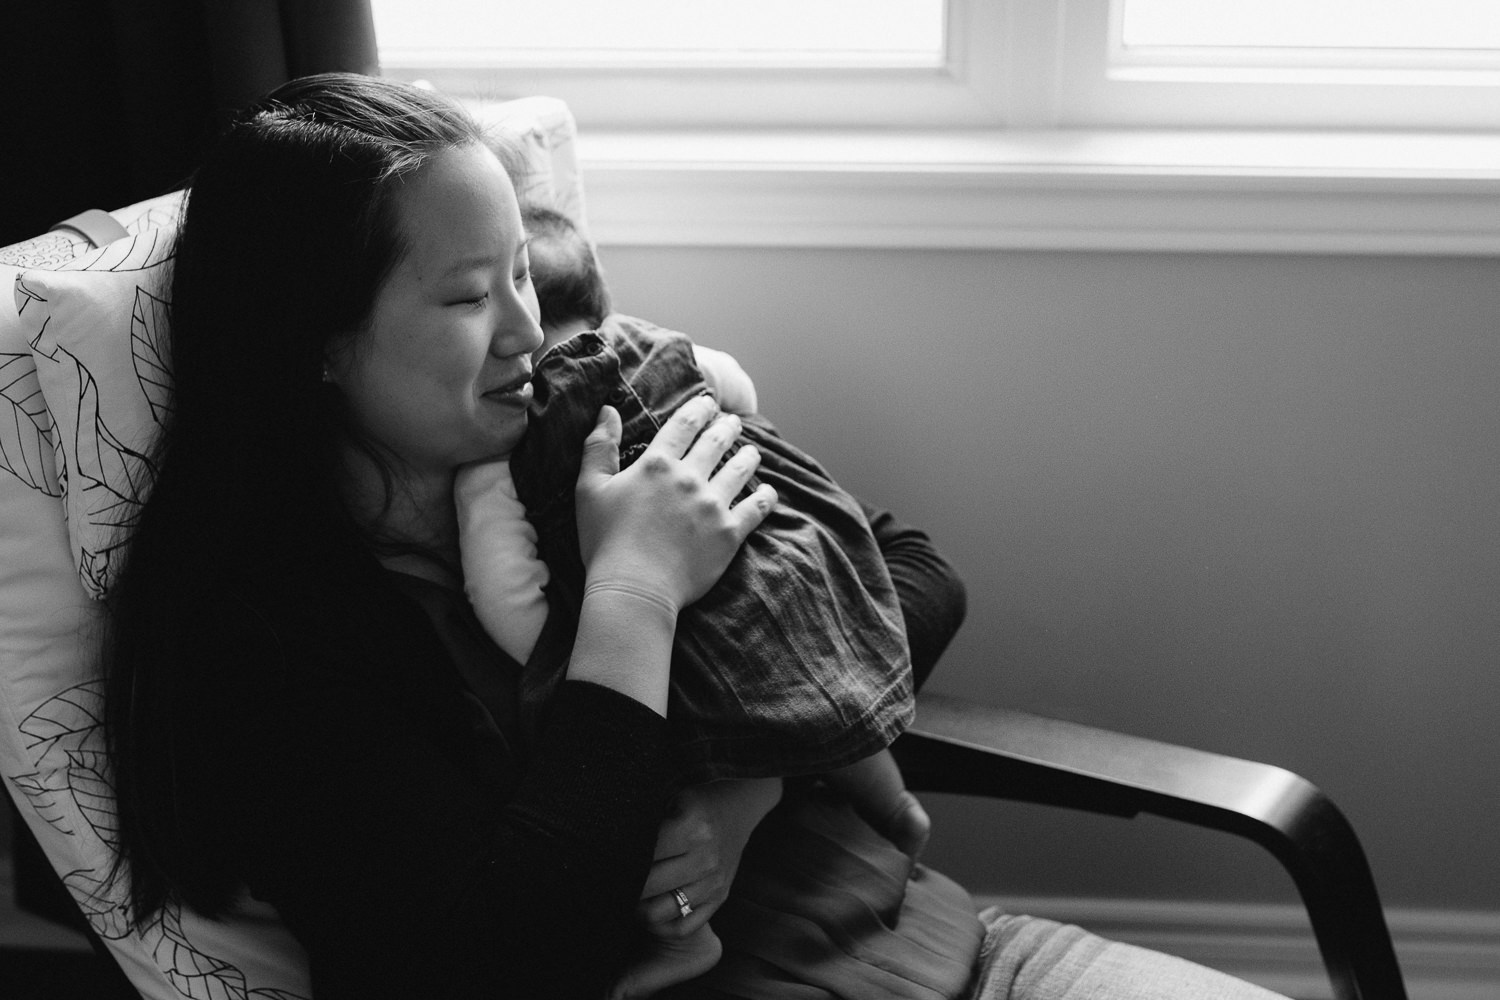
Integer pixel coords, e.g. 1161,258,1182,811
1269,794,1406,1000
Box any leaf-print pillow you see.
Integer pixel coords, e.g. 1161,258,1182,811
486,94,591,240
0,191,181,501
3,192,315,1000
18,229,176,599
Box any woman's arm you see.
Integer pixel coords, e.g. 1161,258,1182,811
862,500,968,693
212,642,676,999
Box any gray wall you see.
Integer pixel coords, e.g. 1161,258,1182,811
599,244,1500,912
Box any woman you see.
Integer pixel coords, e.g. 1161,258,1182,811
103,74,1284,1000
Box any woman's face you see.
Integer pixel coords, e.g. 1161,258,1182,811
328,143,544,477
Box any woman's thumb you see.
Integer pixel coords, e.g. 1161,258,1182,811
578,405,622,486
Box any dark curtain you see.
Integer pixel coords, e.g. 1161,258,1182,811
0,0,379,245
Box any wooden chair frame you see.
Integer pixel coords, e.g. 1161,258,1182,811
894,692,1408,1000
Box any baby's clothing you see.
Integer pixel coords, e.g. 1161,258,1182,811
457,314,912,782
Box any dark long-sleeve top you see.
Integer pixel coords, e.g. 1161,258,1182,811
197,503,964,999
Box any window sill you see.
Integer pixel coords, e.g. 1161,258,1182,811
575,128,1500,255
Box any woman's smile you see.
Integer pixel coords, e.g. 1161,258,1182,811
484,377,534,409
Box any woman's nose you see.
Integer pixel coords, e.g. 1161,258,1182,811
491,291,545,358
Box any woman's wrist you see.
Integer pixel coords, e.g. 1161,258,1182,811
565,581,679,716
582,578,680,621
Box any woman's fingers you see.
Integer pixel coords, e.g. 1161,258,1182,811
576,405,622,491
638,878,719,938
678,410,741,478
645,393,720,459
731,482,777,539
640,846,715,904
710,441,762,503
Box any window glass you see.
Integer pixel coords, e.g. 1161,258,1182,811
372,0,945,67
1120,0,1500,51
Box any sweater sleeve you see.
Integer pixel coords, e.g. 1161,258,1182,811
861,501,968,693
214,661,674,1000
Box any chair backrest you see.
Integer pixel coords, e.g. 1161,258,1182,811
0,93,587,1000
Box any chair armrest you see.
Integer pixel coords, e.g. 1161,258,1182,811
893,691,1407,1000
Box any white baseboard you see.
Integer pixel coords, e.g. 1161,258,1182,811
975,895,1500,1000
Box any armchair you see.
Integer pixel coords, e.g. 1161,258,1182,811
1,92,1406,1000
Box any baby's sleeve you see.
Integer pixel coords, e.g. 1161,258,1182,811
455,458,551,663
692,344,760,415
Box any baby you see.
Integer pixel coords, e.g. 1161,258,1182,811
455,206,930,996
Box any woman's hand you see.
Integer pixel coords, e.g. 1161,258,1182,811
576,395,775,614
606,777,781,1000
636,777,783,939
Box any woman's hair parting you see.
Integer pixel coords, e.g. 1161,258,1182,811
103,73,487,922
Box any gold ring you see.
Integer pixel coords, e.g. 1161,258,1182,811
673,888,693,919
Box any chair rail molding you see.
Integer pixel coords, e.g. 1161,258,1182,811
577,129,1500,256
978,896,1500,1000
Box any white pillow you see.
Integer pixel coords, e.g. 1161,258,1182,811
19,229,176,598
486,95,591,238
1,192,313,1000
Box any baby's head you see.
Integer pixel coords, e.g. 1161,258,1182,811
522,204,611,356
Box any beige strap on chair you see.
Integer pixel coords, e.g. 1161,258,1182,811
49,208,128,248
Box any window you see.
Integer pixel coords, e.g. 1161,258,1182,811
375,0,1500,129
372,0,1500,254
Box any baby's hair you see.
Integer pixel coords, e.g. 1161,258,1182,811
522,204,612,330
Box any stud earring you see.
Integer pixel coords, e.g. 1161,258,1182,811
321,365,334,384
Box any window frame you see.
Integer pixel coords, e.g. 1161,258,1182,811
1053,0,1500,130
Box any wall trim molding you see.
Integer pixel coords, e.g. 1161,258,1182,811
579,129,1500,256
975,895,1500,1000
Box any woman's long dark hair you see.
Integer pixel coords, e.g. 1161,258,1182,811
103,73,488,922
